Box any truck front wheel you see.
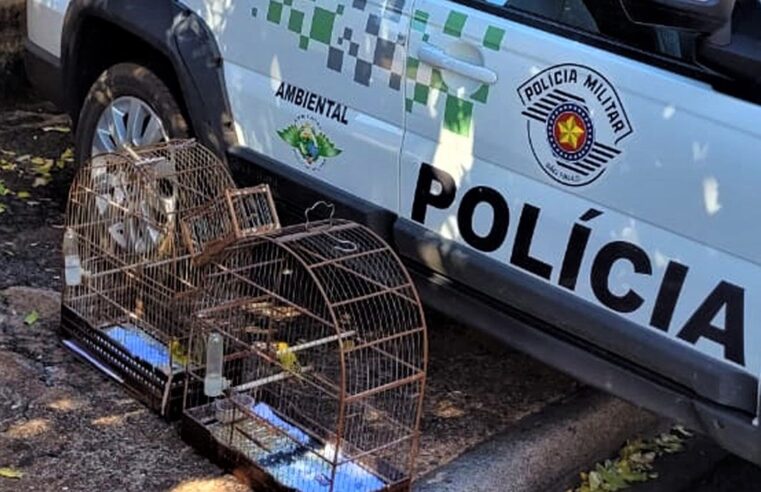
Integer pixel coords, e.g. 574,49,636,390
74,62,189,166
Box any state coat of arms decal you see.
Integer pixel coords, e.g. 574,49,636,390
278,115,342,170
518,64,634,187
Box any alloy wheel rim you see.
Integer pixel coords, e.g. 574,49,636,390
91,96,168,156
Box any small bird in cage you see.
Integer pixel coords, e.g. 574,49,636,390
276,342,303,378
169,338,189,366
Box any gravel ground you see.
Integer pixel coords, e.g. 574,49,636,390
0,97,580,491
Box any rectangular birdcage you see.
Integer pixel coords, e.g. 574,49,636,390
181,185,280,265
181,219,427,492
61,254,196,416
60,140,276,419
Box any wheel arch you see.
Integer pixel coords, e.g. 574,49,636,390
61,0,237,157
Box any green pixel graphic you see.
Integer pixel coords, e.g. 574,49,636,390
255,0,408,89
405,9,506,137
483,25,505,51
443,11,467,37
254,1,506,137
309,7,336,44
263,1,343,52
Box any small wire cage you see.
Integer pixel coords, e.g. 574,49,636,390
182,218,428,492
61,140,277,417
181,185,281,265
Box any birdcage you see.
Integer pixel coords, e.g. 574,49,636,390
61,140,279,417
181,185,281,265
181,217,427,492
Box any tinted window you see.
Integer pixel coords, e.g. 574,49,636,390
479,0,696,61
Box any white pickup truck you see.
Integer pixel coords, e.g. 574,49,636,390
25,0,761,464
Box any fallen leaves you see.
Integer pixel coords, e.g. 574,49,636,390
0,467,23,479
0,159,16,171
31,156,54,187
30,156,53,170
570,426,693,492
653,430,687,454
0,143,74,211
0,178,33,212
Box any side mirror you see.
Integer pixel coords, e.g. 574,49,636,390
620,0,735,36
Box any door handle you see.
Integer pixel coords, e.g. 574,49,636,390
418,44,498,85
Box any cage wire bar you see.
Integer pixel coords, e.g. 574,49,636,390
61,140,278,417
182,219,428,492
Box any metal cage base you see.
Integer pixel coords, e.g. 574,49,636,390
180,407,411,492
60,304,195,420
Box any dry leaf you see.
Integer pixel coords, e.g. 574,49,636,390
0,467,22,479
32,158,54,175
572,426,693,492
42,126,71,133
59,147,74,162
24,310,39,325
0,160,16,171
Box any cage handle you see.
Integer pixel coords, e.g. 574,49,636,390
304,201,336,229
304,201,358,253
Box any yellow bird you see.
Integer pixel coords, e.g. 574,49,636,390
276,342,302,377
169,338,189,367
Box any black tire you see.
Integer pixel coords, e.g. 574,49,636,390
74,62,189,167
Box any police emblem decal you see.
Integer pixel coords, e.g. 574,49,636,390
518,64,633,187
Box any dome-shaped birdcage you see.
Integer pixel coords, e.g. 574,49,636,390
61,140,278,417
182,217,427,492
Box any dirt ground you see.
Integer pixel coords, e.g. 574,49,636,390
0,97,580,491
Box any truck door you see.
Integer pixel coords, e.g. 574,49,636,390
399,0,761,392
182,0,413,211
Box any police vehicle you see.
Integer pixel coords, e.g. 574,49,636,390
25,0,761,464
